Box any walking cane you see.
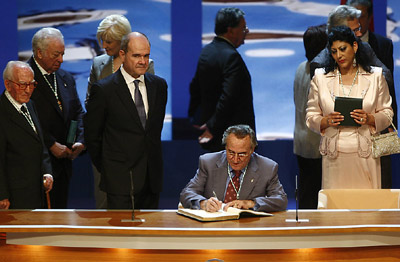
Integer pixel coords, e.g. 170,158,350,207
44,178,51,209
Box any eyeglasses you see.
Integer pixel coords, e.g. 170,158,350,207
352,24,362,34
8,80,37,90
243,26,249,33
227,150,249,160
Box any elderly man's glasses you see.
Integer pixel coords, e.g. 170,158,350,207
227,150,249,160
9,80,37,90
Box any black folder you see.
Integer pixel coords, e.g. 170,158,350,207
334,96,363,127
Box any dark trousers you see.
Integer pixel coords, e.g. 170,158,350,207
296,155,322,209
107,174,160,209
49,172,70,209
381,155,392,189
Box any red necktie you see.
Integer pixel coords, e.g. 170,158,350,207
224,170,241,203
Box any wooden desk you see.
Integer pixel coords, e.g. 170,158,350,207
1,209,400,261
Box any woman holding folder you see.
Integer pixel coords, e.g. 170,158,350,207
306,26,393,189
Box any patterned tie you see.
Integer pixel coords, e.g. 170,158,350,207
224,170,241,203
134,80,146,128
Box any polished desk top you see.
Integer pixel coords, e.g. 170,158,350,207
2,209,400,249
1,209,400,236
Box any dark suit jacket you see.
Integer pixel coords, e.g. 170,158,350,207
310,41,397,127
0,93,52,208
368,32,397,127
369,31,394,75
28,57,85,180
179,151,288,212
84,70,168,195
188,37,256,151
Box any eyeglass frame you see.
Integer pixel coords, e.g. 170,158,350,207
352,24,362,34
8,79,38,90
226,149,250,160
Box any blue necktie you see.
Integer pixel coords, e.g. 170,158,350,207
134,80,146,128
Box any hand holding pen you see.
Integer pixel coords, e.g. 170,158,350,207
200,191,223,212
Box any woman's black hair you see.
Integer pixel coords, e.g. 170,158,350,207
325,25,371,73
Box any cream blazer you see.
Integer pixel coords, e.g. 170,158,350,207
306,66,393,158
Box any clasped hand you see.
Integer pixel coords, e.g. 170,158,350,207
50,142,84,160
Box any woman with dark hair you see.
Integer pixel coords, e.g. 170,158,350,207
306,26,393,189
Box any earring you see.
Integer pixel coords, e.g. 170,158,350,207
353,57,357,67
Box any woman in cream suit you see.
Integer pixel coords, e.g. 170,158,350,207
306,26,393,189
86,14,154,208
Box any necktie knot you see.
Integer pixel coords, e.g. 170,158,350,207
45,73,54,86
21,104,28,114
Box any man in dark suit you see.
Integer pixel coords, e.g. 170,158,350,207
347,0,397,189
180,125,287,213
28,27,85,208
0,61,53,209
188,7,255,152
85,32,168,209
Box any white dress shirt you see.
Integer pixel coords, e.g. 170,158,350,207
120,66,149,116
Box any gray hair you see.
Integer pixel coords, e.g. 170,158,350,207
3,61,34,81
96,14,132,45
327,5,361,33
32,27,64,55
120,32,150,53
222,125,257,149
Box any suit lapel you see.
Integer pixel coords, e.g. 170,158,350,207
358,69,371,98
144,74,156,130
238,154,259,200
29,58,63,118
56,70,70,122
26,101,44,141
214,153,229,200
114,71,144,129
368,33,379,56
0,94,39,141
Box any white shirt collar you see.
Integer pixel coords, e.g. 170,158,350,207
120,66,145,84
5,90,24,111
361,30,369,43
33,57,51,75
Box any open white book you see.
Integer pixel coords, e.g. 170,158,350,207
177,207,273,222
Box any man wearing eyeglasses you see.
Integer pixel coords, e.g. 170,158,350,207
309,5,396,189
188,7,255,152
180,125,287,212
27,27,85,208
0,61,53,209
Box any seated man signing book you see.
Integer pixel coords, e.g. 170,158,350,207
180,125,288,213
